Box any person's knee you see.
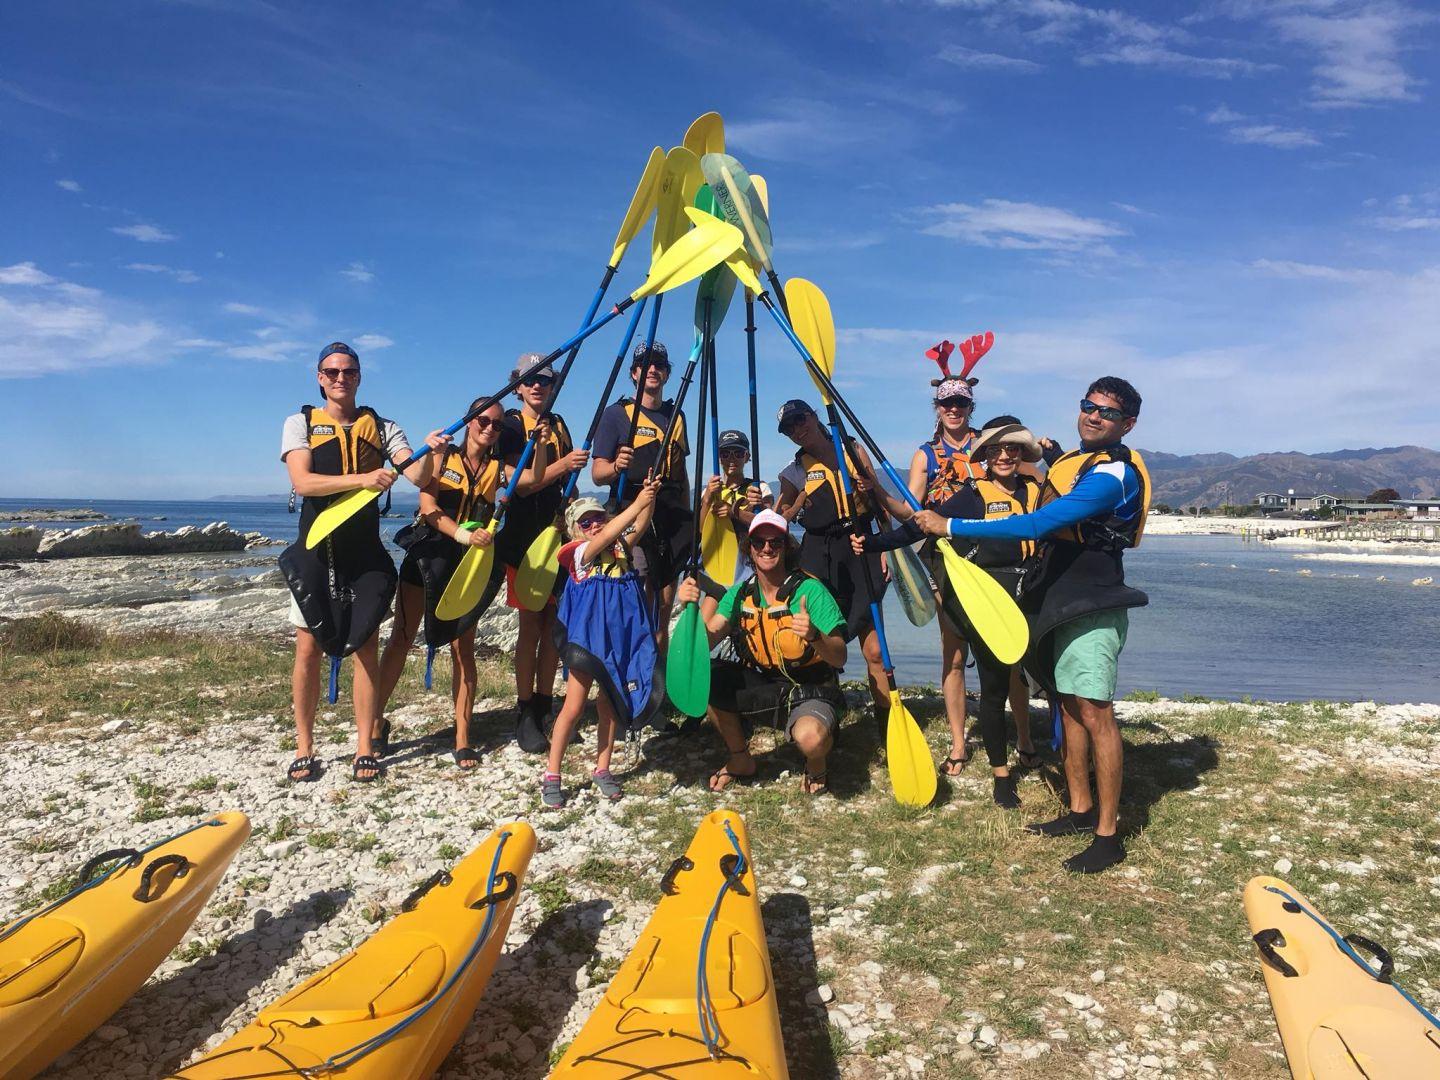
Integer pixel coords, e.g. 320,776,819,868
791,715,832,756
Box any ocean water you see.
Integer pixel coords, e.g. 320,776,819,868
4,498,1437,704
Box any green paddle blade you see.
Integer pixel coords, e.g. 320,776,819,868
435,541,497,622
304,483,385,549
665,602,711,718
700,152,775,271
515,525,563,611
936,539,1029,664
699,512,739,589
885,690,937,807
890,542,936,627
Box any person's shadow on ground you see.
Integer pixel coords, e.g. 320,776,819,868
764,891,841,1080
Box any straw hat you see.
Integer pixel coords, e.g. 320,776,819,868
970,421,1043,463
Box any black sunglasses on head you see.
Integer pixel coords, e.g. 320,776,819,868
1080,399,1130,422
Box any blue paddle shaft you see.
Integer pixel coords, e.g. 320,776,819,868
564,296,649,500
616,294,667,504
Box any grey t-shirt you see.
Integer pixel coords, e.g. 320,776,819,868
280,411,411,465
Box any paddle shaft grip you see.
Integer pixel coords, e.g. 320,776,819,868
565,296,648,501
745,294,760,483
688,312,713,566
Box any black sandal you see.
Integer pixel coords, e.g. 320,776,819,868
939,750,972,776
452,747,480,770
287,755,319,782
1017,748,1043,768
352,754,382,783
374,718,392,757
802,770,828,795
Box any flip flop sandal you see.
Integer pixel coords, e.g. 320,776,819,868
709,766,757,792
1017,749,1043,768
352,754,382,783
801,770,828,796
939,751,972,776
452,747,480,770
287,755,319,782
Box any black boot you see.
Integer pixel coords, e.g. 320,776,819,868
1024,807,1097,838
992,775,1021,809
1063,832,1126,874
515,698,548,754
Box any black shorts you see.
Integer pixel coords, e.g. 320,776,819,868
630,507,694,589
799,532,886,641
398,551,424,587
710,660,843,740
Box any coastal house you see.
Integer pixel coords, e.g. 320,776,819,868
1393,498,1440,520
1334,502,1402,520
1254,491,1344,513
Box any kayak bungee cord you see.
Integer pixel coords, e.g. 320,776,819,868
695,819,747,1057
1259,883,1440,1027
175,829,515,1079
0,817,225,946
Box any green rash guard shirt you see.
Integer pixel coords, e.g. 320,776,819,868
717,576,845,637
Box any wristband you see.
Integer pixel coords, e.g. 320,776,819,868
453,526,474,546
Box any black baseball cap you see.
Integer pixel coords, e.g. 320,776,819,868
777,399,816,432
317,342,358,368
631,341,670,369
718,429,750,451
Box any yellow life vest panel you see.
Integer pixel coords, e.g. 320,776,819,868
433,447,501,526
794,440,871,534
297,405,388,536
1040,446,1150,549
732,571,827,675
972,476,1042,561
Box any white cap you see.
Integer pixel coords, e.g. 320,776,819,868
748,508,790,537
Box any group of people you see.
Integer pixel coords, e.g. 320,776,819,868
279,334,1149,874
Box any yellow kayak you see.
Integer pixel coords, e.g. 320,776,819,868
169,820,535,1078
1244,875,1440,1078
551,809,787,1078
0,811,251,1080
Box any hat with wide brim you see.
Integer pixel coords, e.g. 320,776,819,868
970,422,1043,463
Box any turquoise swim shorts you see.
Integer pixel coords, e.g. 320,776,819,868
1052,609,1129,701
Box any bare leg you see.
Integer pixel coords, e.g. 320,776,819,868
654,579,678,655
860,627,888,711
515,607,541,702
535,606,561,697
1073,696,1122,835
938,616,968,770
451,628,478,759
1009,668,1035,756
546,672,592,777
708,707,756,791
594,694,617,773
1057,694,1093,817
376,581,424,725
291,628,322,762
791,714,833,793
350,635,380,778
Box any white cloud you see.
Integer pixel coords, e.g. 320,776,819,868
111,223,178,243
728,99,881,162
1274,3,1430,108
1082,43,1271,77
937,45,1041,72
919,199,1127,253
223,302,267,317
353,333,395,351
123,262,201,283
227,341,308,363
56,179,82,193
1251,258,1391,284
1373,214,1440,231
1203,103,1320,149
0,262,58,286
340,261,375,283
0,263,181,377
175,338,226,348
1111,202,1157,217
1205,104,1246,124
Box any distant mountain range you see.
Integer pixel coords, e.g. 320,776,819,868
1137,445,1440,508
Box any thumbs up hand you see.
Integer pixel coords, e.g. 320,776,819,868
791,594,815,643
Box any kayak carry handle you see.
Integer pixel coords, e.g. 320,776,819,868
401,869,453,913
78,847,141,885
1252,929,1298,978
660,855,694,895
469,870,518,910
133,854,190,902
1344,933,1395,983
719,853,750,897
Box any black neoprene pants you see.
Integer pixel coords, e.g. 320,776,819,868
974,647,1014,768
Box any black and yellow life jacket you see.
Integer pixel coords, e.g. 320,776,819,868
620,399,685,480
792,439,872,536
432,446,502,527
731,570,829,677
1040,446,1150,551
970,475,1041,565
296,404,387,538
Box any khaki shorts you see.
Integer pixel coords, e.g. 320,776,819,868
287,594,308,630
1052,609,1128,702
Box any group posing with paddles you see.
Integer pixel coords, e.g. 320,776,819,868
276,112,1152,876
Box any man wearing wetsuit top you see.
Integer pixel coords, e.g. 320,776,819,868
911,377,1149,874
590,341,692,653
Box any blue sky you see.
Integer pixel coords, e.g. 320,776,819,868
3,0,1437,498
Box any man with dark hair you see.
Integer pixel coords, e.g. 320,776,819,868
590,341,692,652
911,376,1149,873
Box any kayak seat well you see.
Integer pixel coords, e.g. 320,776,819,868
0,918,85,1006
608,920,769,1013
261,935,447,1025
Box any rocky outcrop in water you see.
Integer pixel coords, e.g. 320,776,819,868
0,522,279,560
0,507,109,522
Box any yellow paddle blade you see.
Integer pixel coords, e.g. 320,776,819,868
630,216,743,303
652,146,701,260
727,250,763,295
435,542,497,622
303,485,383,549
515,525,562,611
699,513,739,589
683,111,725,157
936,539,1029,664
885,690,937,807
609,146,664,269
783,278,837,403
752,174,769,215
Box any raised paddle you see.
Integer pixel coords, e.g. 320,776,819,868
784,279,937,808
743,174,769,492
693,201,741,589
305,216,744,548
683,111,725,158
753,284,1028,666
513,298,650,611
700,152,787,313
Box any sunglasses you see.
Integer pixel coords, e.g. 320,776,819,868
719,447,748,458
319,367,360,380
521,375,555,388
780,416,812,435
473,417,502,431
1079,399,1129,422
749,534,786,551
986,443,1025,458
578,515,607,531
937,397,972,410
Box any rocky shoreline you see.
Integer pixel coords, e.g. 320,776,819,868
0,521,278,561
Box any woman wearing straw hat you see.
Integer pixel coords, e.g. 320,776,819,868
860,417,1043,806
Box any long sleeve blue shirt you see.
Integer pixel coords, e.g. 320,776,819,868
945,460,1142,541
